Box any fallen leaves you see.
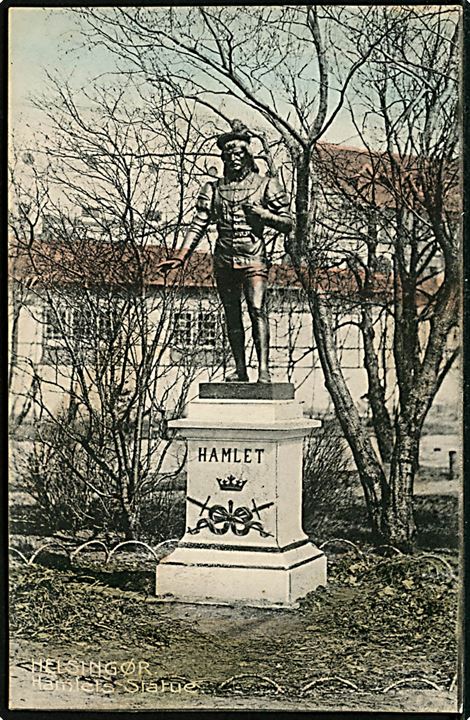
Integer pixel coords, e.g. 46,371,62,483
8,546,459,703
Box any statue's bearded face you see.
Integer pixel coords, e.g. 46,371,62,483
222,140,252,177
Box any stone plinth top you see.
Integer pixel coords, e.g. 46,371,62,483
168,417,321,441
199,382,295,401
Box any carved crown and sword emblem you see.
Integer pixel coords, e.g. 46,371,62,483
186,474,274,537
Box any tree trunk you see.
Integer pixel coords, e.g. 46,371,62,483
360,305,394,463
292,151,387,542
308,292,387,541
121,493,140,540
290,150,311,264
381,425,417,551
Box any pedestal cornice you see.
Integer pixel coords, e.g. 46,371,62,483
168,417,321,439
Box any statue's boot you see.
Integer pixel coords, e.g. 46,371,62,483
225,368,249,382
251,310,271,384
257,368,271,384
225,330,248,382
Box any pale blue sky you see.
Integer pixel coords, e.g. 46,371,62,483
10,8,75,109
9,6,362,147
9,7,123,137
9,7,120,101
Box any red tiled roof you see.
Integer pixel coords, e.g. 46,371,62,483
10,240,442,307
315,143,459,212
9,142,451,299
10,242,298,289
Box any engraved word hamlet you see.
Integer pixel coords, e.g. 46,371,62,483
197,446,265,464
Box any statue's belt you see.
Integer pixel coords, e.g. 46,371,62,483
213,253,268,269
214,245,268,267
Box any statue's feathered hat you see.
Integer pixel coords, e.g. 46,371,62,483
216,119,252,150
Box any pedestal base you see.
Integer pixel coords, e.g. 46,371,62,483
156,541,327,608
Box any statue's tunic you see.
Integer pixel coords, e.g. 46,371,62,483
181,172,291,271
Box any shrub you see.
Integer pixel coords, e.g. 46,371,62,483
139,487,186,543
19,415,186,542
21,433,107,535
302,420,353,538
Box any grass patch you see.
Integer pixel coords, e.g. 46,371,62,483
305,494,459,550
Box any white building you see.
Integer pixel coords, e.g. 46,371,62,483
9,242,459,431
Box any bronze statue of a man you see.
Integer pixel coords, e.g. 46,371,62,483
158,122,292,383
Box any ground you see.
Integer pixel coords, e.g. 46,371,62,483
9,538,459,710
8,468,461,712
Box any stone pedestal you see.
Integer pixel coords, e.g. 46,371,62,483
156,383,327,608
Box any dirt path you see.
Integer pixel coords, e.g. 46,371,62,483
9,545,459,714
9,594,459,713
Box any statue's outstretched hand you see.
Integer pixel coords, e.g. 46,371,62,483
155,258,184,274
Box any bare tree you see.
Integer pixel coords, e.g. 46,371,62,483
73,6,460,549
8,147,48,431
310,8,460,544
9,79,227,539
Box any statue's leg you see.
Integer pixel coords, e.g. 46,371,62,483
215,265,248,381
243,269,271,383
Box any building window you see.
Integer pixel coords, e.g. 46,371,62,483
173,310,219,349
173,312,193,346
43,305,74,346
170,309,224,368
42,305,76,364
197,312,217,349
42,302,113,365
